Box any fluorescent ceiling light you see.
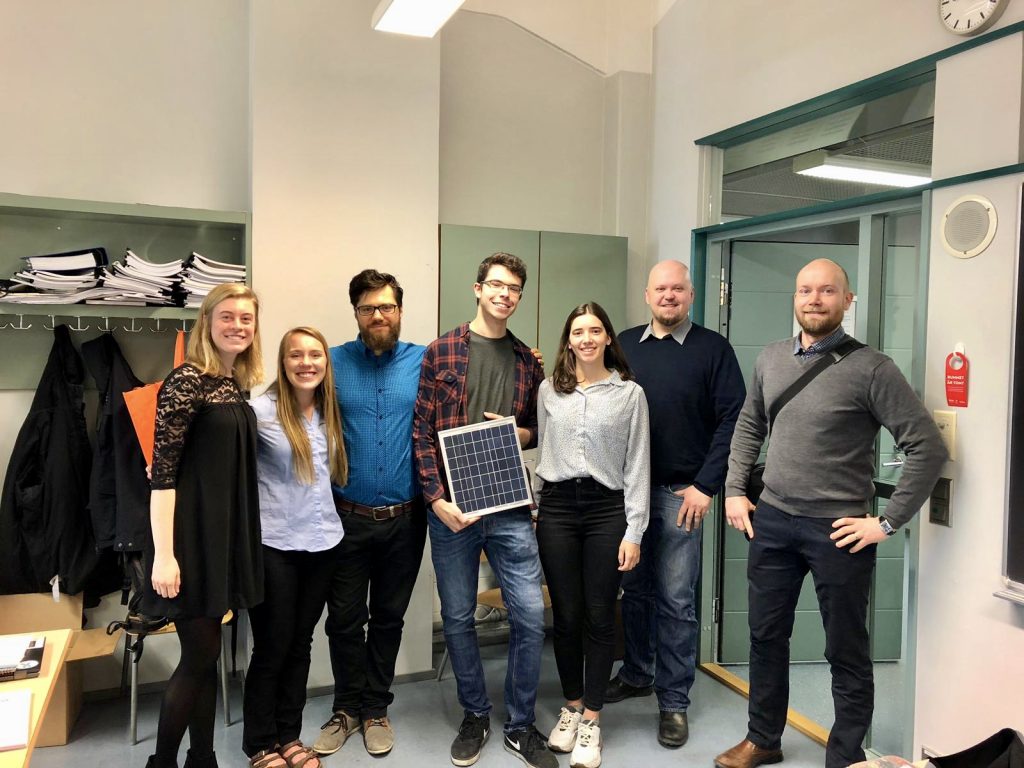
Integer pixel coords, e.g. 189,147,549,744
794,150,931,188
371,0,466,37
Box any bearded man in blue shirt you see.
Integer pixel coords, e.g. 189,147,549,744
312,269,427,759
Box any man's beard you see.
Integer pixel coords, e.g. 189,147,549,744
796,311,842,337
362,322,400,353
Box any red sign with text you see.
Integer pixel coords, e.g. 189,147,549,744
945,352,969,407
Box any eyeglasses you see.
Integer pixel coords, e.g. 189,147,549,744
356,303,399,317
480,279,523,296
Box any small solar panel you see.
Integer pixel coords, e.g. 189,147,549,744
438,416,532,518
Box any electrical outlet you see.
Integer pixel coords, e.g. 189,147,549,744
933,410,957,461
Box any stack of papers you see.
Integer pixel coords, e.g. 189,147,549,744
89,250,182,306
0,689,31,752
181,252,246,308
0,247,108,305
0,248,245,308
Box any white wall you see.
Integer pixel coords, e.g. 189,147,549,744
462,0,654,74
440,10,652,324
647,0,1024,755
917,35,1024,751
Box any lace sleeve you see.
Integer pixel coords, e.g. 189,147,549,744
151,364,204,490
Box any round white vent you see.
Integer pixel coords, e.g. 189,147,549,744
941,195,997,259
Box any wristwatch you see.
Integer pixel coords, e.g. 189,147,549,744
878,516,897,537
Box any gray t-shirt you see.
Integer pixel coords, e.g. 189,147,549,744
466,330,515,424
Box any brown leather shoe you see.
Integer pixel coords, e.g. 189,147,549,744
714,739,784,768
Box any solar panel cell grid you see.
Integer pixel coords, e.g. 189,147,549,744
438,417,532,517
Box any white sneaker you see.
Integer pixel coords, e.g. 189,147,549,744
547,706,582,753
570,719,602,768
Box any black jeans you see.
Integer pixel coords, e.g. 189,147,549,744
746,502,876,768
242,542,341,756
325,498,427,718
536,478,627,712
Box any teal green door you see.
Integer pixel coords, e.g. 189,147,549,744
707,208,925,756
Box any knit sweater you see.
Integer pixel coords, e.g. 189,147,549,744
618,322,745,494
724,337,947,528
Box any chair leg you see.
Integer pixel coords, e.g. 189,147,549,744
130,639,139,745
219,653,230,726
436,645,449,682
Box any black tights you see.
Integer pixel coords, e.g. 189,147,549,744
153,616,222,767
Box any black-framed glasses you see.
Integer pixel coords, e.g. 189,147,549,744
356,303,399,317
479,279,523,296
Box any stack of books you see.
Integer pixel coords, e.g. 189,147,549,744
181,252,246,308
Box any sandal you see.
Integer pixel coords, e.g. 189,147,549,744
249,749,285,768
278,740,321,768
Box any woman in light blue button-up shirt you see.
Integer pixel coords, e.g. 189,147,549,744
242,326,348,768
535,302,650,768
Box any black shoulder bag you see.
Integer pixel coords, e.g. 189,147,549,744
745,337,865,503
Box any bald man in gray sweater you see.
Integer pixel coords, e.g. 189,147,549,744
715,259,946,768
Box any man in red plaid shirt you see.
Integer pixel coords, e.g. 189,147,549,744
413,252,553,768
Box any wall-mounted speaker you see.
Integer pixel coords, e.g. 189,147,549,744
941,194,997,259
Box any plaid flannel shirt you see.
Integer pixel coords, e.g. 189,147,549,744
413,322,545,505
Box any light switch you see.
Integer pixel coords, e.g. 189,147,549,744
933,409,957,461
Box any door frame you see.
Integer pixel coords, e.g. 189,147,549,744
692,191,931,759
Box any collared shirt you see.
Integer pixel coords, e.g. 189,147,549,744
251,392,343,552
793,325,846,360
330,337,425,507
535,372,651,543
638,316,692,345
413,322,545,505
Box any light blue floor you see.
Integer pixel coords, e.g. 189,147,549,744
33,642,826,768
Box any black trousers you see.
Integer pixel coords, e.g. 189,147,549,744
325,498,427,718
536,478,627,712
746,502,876,768
242,542,341,756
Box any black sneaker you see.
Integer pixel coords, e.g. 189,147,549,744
451,713,490,766
503,725,558,768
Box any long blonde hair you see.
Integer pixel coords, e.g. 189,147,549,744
186,283,265,391
272,327,348,487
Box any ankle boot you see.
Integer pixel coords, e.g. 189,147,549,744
183,749,218,768
144,757,179,768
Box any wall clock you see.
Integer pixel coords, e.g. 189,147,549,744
940,0,1010,35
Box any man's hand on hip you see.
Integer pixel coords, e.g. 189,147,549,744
674,485,712,532
725,495,755,539
830,516,886,552
431,498,479,533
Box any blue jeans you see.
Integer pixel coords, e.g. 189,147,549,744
429,506,545,733
618,484,701,712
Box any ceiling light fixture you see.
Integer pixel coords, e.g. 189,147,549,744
371,0,466,37
793,150,932,188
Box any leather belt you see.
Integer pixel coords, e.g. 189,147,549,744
335,496,420,522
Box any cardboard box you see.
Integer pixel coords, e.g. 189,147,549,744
0,592,121,746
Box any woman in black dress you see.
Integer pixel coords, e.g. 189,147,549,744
144,283,265,768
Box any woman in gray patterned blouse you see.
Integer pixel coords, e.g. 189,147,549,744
534,302,651,768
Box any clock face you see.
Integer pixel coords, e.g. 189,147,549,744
940,0,1010,35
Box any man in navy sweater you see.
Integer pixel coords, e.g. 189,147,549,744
606,259,745,748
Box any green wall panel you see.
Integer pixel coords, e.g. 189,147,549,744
438,225,540,345
536,231,627,371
